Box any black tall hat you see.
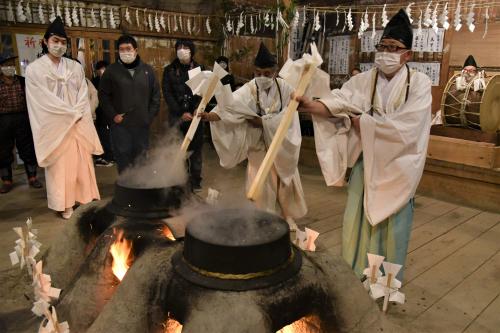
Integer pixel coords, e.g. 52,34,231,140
44,16,67,40
463,55,478,68
254,42,277,68
381,9,413,49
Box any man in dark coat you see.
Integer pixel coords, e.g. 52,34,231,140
0,55,42,193
98,35,161,173
162,39,204,192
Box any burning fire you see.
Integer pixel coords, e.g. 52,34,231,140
164,314,182,333
162,225,176,241
277,315,320,333
109,229,133,281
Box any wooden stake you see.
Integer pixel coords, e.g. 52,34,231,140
382,273,393,313
370,264,377,284
247,63,316,201
180,74,220,154
44,308,61,333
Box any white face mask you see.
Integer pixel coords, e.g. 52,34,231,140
120,51,136,64
177,49,191,63
1,66,16,77
374,51,407,75
255,76,274,90
48,42,67,58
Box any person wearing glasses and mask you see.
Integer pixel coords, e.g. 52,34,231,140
0,55,42,193
99,35,161,174
200,42,307,231
296,9,431,281
25,17,103,219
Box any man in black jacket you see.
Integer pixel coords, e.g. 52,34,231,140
162,39,204,192
0,55,42,193
98,35,161,173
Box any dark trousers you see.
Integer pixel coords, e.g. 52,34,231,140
96,122,114,161
0,113,38,181
180,121,203,188
110,125,149,173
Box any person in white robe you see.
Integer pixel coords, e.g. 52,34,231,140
201,43,307,230
296,9,431,280
25,17,103,219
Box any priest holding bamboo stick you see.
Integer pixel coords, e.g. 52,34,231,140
296,9,432,281
200,42,307,231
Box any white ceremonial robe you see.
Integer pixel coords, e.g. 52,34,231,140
210,78,307,219
312,66,432,226
26,55,103,211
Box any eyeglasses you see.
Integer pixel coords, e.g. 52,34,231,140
375,43,409,52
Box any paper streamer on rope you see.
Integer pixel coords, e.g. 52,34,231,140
148,13,153,31
431,3,439,34
38,306,70,333
80,7,86,27
381,4,389,27
32,261,61,303
371,12,376,40
417,10,423,38
38,2,44,24
110,8,116,29
206,17,211,34
483,7,489,39
347,8,353,31
64,6,71,27
71,6,79,26
9,218,41,275
125,7,131,24
16,0,26,23
440,2,450,30
424,1,432,27
314,10,321,31
455,0,462,31
135,8,140,27
160,14,166,31
25,1,32,23
467,3,476,32
406,2,415,24
342,10,347,33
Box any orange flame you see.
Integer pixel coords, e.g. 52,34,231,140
109,229,133,281
277,315,320,333
164,314,182,333
162,225,176,241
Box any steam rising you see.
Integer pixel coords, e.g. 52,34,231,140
117,130,188,189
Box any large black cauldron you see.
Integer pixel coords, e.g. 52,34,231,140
172,208,302,291
106,183,187,219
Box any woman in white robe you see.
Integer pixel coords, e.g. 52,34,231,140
25,17,102,219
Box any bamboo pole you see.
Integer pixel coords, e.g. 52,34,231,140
180,74,219,153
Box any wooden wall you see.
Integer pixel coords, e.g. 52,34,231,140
225,36,275,82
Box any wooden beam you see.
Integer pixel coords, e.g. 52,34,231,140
427,135,500,169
